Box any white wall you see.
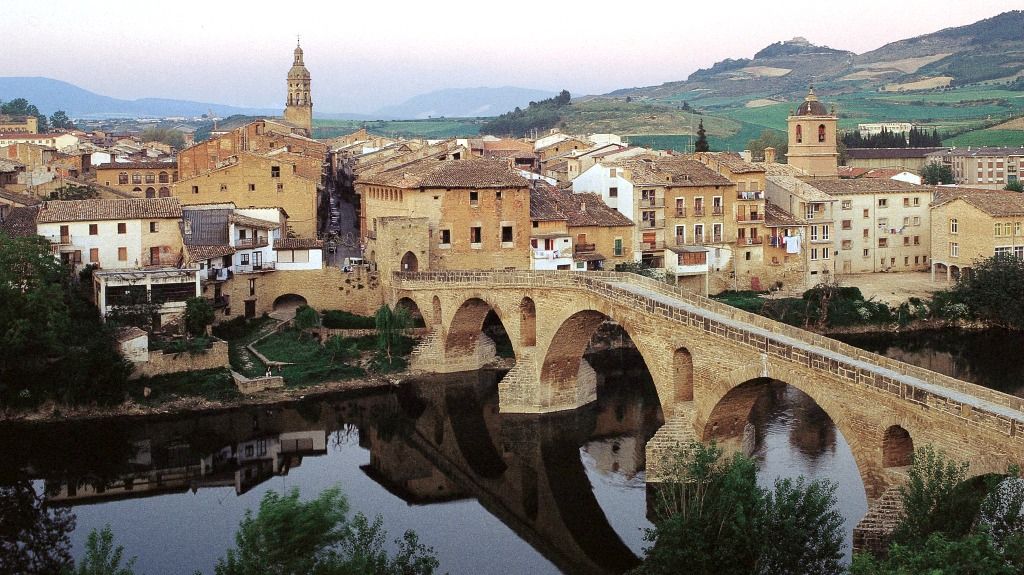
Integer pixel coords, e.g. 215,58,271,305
38,219,143,270
275,248,323,270
572,163,636,220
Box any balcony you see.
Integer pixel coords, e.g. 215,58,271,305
574,243,596,254
675,207,687,217
144,255,180,267
712,206,724,216
236,261,276,273
737,236,764,246
737,191,764,200
533,249,570,260
641,219,663,230
693,207,705,217
206,295,230,309
639,197,665,208
736,213,764,223
235,237,269,249
45,234,73,246
640,240,665,251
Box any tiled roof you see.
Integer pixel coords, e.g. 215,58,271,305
0,158,25,172
185,244,235,262
229,213,280,230
845,147,945,160
114,326,147,343
0,205,39,237
695,152,765,174
799,177,922,195
362,157,529,189
608,157,733,187
766,175,834,202
95,161,176,171
764,201,807,227
274,237,323,249
530,183,633,227
0,189,41,206
36,197,182,223
753,162,807,176
933,188,1024,217
939,147,1024,158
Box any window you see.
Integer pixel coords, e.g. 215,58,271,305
863,249,870,257
220,184,228,192
241,253,249,265
818,124,826,143
532,220,538,228
89,248,99,263
470,191,478,207
904,236,910,246
117,222,126,234
192,185,199,194
822,248,830,260
614,238,623,256
841,200,852,210
821,225,830,240
996,223,1003,237
149,221,158,233
501,225,513,243
878,217,888,227
878,198,888,208
118,172,128,185
159,171,169,183
878,238,888,248
795,124,802,143
271,166,280,178
276,183,283,193
132,174,141,184
249,278,256,296
950,242,959,257
609,187,618,198
239,229,247,240
1017,223,1022,236
841,219,852,230
89,224,98,235
810,226,818,241
117,247,127,261
903,197,910,207
950,218,958,233
144,173,155,184
842,239,852,250
903,217,911,226
863,228,869,238
440,229,451,245
495,191,502,200
470,226,482,244
913,216,921,226
249,183,256,191
863,209,870,218
810,248,818,261
914,236,920,245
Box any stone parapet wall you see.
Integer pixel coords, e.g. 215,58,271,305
393,269,1024,444
312,327,430,340
230,370,285,394
131,339,230,379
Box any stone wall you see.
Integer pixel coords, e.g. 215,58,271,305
131,339,229,379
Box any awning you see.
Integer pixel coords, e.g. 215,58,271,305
575,252,607,262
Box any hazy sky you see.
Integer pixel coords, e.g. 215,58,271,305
3,1,1020,114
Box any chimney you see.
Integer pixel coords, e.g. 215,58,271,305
764,147,777,164
580,201,586,213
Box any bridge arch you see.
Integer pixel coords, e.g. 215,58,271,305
883,425,913,468
395,296,424,326
272,293,307,313
673,347,694,402
445,296,517,361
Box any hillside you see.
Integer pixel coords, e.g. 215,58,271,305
374,86,556,119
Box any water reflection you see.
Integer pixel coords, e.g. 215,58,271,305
0,349,867,574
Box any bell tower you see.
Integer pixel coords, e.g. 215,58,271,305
283,39,313,136
786,86,838,177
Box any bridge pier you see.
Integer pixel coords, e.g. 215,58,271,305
852,479,906,554
498,348,597,414
410,328,497,373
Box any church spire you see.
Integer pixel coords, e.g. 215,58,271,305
283,39,312,136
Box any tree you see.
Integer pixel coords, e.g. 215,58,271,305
374,304,411,365
746,129,787,162
72,526,137,575
555,89,571,105
694,119,710,152
951,253,1024,329
0,480,75,574
1005,180,1023,192
293,305,321,331
50,110,75,130
214,486,438,575
634,441,844,575
921,162,953,185
140,127,185,150
1,98,48,133
184,297,215,338
51,183,99,201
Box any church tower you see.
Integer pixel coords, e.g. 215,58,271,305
786,86,837,177
283,41,313,136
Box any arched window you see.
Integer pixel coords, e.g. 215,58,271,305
795,125,802,143
818,124,826,143
145,187,156,198
158,187,170,197
158,171,169,183
118,172,129,185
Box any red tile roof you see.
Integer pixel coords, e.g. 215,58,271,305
37,197,182,223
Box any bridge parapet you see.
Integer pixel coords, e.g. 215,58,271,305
395,270,1024,445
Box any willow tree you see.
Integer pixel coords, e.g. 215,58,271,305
374,304,411,365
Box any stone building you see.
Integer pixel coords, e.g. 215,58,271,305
176,120,326,181
927,147,1024,188
0,114,38,134
765,175,836,287
786,87,838,177
930,188,1024,282
283,42,313,136
357,157,532,272
95,161,178,196
528,182,635,272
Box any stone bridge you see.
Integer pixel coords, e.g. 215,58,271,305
390,270,1024,550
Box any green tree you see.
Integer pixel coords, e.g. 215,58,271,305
72,526,137,575
140,127,186,149
851,531,1022,575
0,480,75,574
293,305,321,331
184,297,215,338
893,445,975,546
921,162,953,185
1005,180,1023,192
214,486,438,575
694,118,710,152
374,304,411,365
746,129,787,162
634,442,844,575
325,335,358,364
951,253,1024,329
50,110,75,130
51,184,99,201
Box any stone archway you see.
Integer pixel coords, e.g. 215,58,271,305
882,425,913,468
272,293,307,313
145,187,156,198
445,297,515,361
673,347,694,402
401,251,419,272
395,297,424,327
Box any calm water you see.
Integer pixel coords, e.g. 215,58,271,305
1,348,876,574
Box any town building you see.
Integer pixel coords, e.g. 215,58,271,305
786,87,838,177
857,122,913,139
0,114,38,134
93,267,201,326
765,175,836,287
927,147,1024,188
0,132,78,150
930,189,1024,282
528,182,634,272
95,161,179,196
35,197,184,271
283,42,313,136
844,147,946,173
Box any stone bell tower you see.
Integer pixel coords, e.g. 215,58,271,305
283,40,313,136
786,85,838,177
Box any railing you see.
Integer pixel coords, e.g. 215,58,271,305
712,206,724,216
574,243,596,253
737,191,764,200
532,249,569,260
236,261,276,273
675,207,687,217
235,237,269,249
641,220,662,229
640,197,665,208
693,207,705,217
737,236,764,246
639,240,665,251
44,234,73,245
391,269,1024,437
736,213,764,223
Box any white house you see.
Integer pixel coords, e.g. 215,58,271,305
571,162,636,221
273,237,324,270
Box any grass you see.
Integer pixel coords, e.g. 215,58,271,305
313,118,483,139
946,129,1024,147
254,328,368,388
212,315,276,378
322,310,376,329
128,368,240,405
